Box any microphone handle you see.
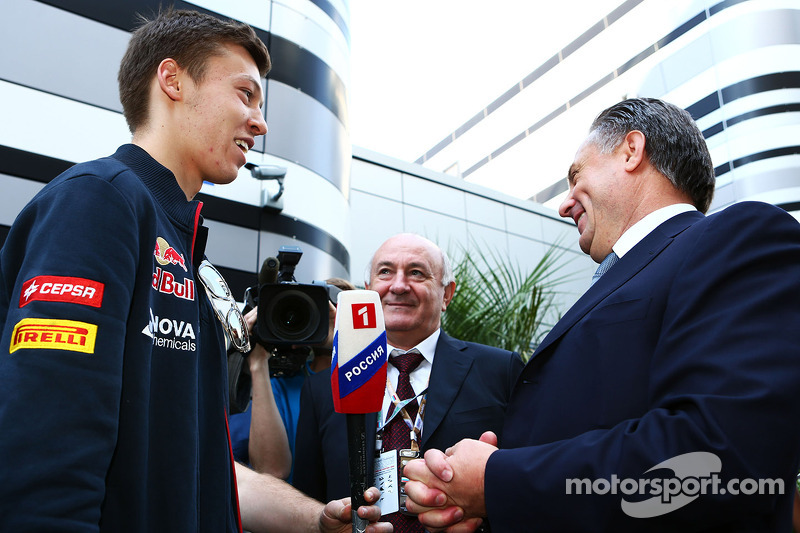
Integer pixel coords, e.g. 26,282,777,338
346,413,369,533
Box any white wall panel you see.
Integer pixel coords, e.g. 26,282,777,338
464,194,506,231
505,205,548,241
720,88,800,120
465,223,510,259
185,0,273,33
0,0,128,113
402,176,466,219
348,190,404,279
257,231,349,282
541,216,577,248
708,183,735,212
204,219,260,272
350,158,403,200
506,235,549,279
733,160,800,201
726,122,800,161
0,174,44,226
0,82,130,165
271,1,350,82
401,204,468,253
265,81,350,187
280,164,351,248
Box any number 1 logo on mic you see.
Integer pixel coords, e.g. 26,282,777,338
352,303,377,329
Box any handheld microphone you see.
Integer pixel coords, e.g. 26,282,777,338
259,256,280,285
244,257,280,312
331,290,387,532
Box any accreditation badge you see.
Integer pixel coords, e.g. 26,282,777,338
374,449,399,516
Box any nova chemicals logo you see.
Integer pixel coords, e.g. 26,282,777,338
142,309,197,352
351,303,376,329
565,452,785,518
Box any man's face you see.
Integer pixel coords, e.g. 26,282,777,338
366,235,454,349
559,140,627,262
176,43,267,190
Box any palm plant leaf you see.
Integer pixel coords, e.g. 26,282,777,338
442,240,571,361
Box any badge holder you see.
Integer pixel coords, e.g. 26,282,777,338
398,448,421,515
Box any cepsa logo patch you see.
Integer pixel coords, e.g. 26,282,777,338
10,318,98,354
20,276,104,308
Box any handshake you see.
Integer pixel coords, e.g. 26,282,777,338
402,431,499,532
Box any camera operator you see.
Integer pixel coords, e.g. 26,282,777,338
229,277,355,479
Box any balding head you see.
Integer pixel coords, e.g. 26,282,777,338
365,234,456,350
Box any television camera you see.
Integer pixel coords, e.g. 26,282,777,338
228,245,342,413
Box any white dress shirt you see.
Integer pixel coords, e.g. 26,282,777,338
381,328,439,421
613,203,696,258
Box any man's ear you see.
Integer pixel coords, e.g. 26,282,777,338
622,130,646,172
441,281,456,311
156,58,183,102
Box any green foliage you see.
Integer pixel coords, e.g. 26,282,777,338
441,241,571,362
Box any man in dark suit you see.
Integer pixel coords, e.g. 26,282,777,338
292,233,524,531
404,98,800,532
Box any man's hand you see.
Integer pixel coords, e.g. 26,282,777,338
237,463,391,533
319,487,393,533
403,432,498,532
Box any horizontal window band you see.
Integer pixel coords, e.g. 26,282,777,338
0,144,350,270
533,84,800,203
39,0,348,39
714,146,800,178
702,102,800,138
533,143,800,203
0,222,256,309
195,192,350,268
308,0,350,44
36,0,348,126
421,0,773,174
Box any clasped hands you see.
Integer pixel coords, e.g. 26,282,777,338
403,431,498,532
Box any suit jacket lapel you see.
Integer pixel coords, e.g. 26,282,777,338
530,211,703,362
420,332,473,449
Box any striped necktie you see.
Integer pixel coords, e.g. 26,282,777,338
590,251,619,286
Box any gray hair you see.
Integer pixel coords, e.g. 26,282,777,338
586,98,715,213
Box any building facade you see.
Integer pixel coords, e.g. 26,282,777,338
416,0,800,217
0,0,592,318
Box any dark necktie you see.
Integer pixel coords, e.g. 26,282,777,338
591,251,619,286
383,348,425,533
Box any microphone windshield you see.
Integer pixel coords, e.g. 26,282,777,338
331,290,387,414
258,257,280,285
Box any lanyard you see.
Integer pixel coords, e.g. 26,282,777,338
377,379,428,452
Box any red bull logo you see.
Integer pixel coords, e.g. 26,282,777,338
153,237,187,272
152,268,195,301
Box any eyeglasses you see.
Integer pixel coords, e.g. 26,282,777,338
197,260,251,353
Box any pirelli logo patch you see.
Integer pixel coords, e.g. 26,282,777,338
10,318,98,354
20,276,104,308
